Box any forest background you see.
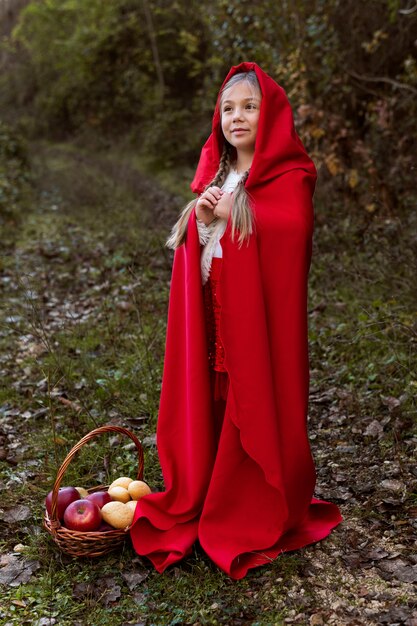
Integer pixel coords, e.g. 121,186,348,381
0,1,416,625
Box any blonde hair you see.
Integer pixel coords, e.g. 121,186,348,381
166,71,261,250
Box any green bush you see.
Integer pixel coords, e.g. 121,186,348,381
10,0,210,163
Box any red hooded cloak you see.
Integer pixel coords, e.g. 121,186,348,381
130,62,343,579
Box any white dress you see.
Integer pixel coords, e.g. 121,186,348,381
196,168,244,285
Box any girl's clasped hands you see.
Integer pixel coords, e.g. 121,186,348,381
195,186,233,225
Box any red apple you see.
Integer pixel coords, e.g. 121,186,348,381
87,491,112,509
45,486,80,520
63,499,102,531
97,522,113,532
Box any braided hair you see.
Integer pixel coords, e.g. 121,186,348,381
166,72,259,250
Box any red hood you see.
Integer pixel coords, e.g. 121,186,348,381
190,61,317,193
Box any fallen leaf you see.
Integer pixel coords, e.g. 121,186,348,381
380,479,405,492
57,396,82,412
133,591,147,605
0,554,40,586
121,569,149,590
95,577,121,606
364,420,384,438
341,552,363,569
72,581,95,600
377,606,413,624
142,434,156,447
0,505,31,523
380,395,401,411
366,547,389,561
73,576,121,607
377,558,417,583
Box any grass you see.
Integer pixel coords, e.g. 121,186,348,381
0,138,415,625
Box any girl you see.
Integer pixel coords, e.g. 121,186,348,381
130,62,343,580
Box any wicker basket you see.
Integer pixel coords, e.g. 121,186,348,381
43,425,144,557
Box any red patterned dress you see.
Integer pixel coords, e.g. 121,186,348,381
202,256,229,408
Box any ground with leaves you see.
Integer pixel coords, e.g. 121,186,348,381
0,140,416,625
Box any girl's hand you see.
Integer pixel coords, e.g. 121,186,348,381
195,186,224,225
213,191,233,221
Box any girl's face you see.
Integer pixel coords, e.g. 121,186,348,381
220,81,262,155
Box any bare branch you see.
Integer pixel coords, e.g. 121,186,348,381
347,70,417,95
398,4,417,15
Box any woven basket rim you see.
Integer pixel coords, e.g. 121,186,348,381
44,425,144,555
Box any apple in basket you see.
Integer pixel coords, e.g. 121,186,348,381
63,499,102,532
86,491,112,509
45,486,80,521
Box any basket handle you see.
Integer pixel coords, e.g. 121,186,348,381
49,425,145,529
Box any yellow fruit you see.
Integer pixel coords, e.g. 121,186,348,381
109,477,132,490
101,502,134,529
108,486,130,503
75,487,89,498
126,500,137,513
127,480,152,500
